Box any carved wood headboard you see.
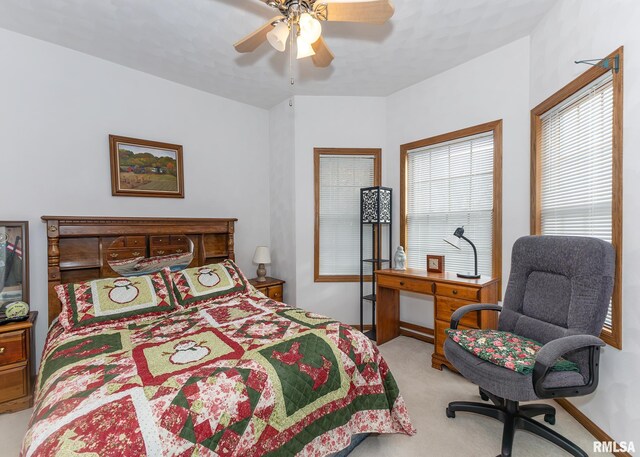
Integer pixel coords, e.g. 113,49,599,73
42,216,237,325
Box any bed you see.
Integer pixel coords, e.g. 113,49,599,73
21,216,414,456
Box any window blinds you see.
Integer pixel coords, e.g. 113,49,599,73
318,154,375,276
539,72,614,326
406,132,494,275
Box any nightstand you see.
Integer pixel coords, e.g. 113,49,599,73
249,277,285,303
0,311,37,414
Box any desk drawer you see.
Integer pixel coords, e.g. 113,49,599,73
434,319,473,357
435,283,479,301
436,297,479,328
0,331,27,367
377,274,433,294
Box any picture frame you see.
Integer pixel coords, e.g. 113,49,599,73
427,254,445,274
109,135,184,198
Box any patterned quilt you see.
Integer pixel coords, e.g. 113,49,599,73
22,291,415,456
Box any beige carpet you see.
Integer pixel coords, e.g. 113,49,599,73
351,337,610,457
0,337,609,457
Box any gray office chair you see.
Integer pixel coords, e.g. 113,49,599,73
444,236,615,457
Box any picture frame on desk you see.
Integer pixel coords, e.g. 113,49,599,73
427,255,445,273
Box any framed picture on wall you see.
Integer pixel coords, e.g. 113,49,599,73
109,135,184,198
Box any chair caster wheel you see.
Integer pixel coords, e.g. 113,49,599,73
480,391,489,401
544,413,556,425
446,408,455,418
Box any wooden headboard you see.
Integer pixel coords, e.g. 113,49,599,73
42,216,237,325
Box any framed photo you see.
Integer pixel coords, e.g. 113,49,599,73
110,135,184,198
427,255,445,273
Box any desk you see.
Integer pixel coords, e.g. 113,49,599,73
375,269,499,371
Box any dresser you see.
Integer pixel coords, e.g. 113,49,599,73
375,269,499,371
0,311,37,413
249,277,285,303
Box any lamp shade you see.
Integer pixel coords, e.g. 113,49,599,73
299,13,322,44
296,35,315,59
443,234,461,249
253,246,271,264
267,22,289,52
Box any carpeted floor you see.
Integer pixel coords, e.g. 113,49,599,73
350,337,610,457
0,337,609,457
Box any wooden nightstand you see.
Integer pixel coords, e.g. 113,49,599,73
249,277,285,303
0,311,37,414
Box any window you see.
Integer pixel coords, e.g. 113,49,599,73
314,148,381,281
400,121,502,287
531,47,623,349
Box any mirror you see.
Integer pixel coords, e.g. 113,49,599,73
0,221,29,306
106,234,194,276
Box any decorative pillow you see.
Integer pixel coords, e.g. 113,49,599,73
446,329,579,375
134,251,193,275
170,260,249,308
55,268,177,331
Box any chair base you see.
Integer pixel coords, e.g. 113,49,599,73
446,388,587,457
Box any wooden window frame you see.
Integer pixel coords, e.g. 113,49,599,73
531,47,623,349
400,120,503,297
314,148,382,282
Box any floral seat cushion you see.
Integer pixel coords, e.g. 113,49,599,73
446,329,579,375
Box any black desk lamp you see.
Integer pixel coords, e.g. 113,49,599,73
444,226,481,279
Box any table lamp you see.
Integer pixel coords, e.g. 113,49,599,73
444,226,481,279
253,246,271,282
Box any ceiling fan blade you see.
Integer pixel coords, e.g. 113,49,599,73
234,16,284,53
315,1,394,24
311,37,334,67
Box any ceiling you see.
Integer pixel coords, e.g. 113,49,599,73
0,0,555,109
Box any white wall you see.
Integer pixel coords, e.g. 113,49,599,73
0,28,270,364
530,0,640,447
385,37,531,328
291,96,387,324
269,99,297,303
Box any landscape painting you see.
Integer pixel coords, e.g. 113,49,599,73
109,135,184,198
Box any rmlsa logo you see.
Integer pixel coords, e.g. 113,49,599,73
593,441,635,453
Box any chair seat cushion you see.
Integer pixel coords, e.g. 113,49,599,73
444,338,586,401
446,329,578,374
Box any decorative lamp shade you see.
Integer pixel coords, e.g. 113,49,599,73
267,22,289,52
361,186,392,223
253,246,271,264
296,35,315,59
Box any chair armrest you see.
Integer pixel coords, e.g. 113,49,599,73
450,303,502,329
532,335,605,399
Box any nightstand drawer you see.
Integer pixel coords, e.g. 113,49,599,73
0,330,27,367
377,274,433,294
0,365,28,403
436,297,479,328
435,283,479,301
266,285,283,301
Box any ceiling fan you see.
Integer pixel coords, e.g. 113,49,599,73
234,0,395,68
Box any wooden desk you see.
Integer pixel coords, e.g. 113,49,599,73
375,269,499,371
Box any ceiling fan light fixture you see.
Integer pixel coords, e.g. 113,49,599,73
299,12,322,44
296,35,315,59
267,21,289,52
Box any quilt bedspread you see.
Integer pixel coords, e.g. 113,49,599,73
22,293,415,456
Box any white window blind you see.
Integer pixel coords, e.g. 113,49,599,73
539,72,614,326
406,132,494,275
318,154,375,276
